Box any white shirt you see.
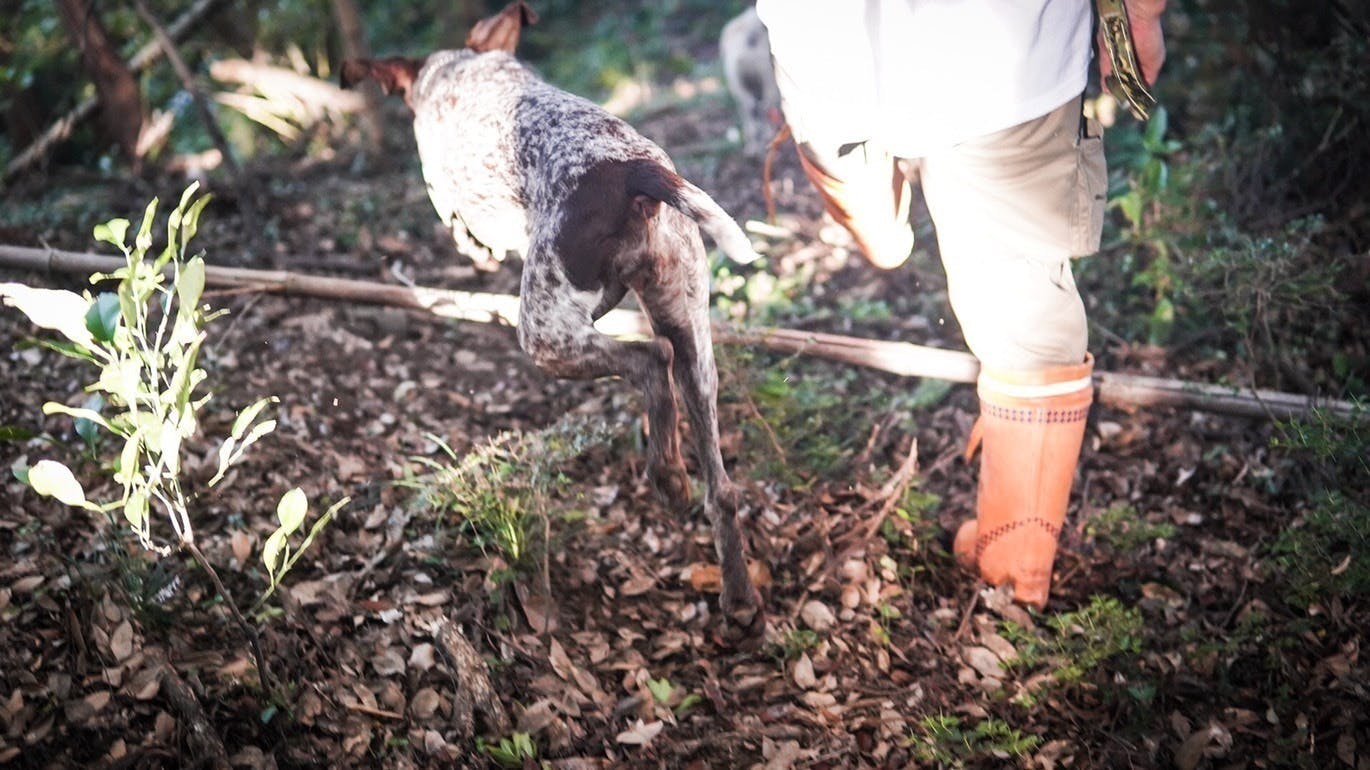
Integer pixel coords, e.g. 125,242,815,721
756,0,1093,157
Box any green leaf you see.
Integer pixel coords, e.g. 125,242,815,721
115,434,141,486
262,528,287,578
135,198,158,254
276,487,307,534
74,394,105,447
183,194,212,246
43,401,113,434
176,257,206,317
176,181,201,216
93,218,130,248
231,397,277,441
673,693,703,716
159,418,182,475
85,292,121,343
123,490,148,529
0,425,36,442
0,283,95,348
1143,105,1168,148
209,436,236,487
236,419,277,457
646,677,673,704
28,460,88,506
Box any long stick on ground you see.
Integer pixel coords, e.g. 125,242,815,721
2,0,226,184
0,244,1360,422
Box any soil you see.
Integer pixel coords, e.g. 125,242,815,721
0,86,1366,769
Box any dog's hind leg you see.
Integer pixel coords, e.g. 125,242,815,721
517,267,690,509
636,230,765,644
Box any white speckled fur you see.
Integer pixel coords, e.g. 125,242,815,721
400,44,764,639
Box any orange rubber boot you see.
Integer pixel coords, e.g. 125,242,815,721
954,354,1094,608
794,146,913,269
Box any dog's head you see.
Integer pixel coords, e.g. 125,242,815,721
340,1,538,108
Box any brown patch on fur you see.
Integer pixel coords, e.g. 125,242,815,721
555,160,668,291
466,1,539,54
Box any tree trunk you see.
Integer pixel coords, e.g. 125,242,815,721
54,0,146,169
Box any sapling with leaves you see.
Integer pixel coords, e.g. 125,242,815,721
0,183,341,695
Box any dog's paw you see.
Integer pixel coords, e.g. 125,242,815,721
648,462,691,510
714,586,767,651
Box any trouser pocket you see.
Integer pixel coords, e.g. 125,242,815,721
1071,115,1107,257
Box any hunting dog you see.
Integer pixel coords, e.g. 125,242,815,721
342,1,765,641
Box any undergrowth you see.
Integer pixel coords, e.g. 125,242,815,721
716,347,922,488
1270,405,1370,606
401,414,619,569
907,714,1041,767
1000,595,1147,707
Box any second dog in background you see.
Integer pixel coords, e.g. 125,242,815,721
720,7,782,156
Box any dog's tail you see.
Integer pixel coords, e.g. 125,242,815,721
627,160,761,265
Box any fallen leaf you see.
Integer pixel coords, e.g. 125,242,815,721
12,575,44,593
549,639,574,681
763,738,807,770
409,643,436,672
686,561,771,593
109,620,134,662
792,653,817,689
372,648,405,677
615,719,663,746
230,531,252,566
410,688,442,720
963,646,1004,679
800,600,836,632
64,691,111,724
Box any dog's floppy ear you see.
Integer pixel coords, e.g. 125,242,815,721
340,57,425,100
466,1,539,54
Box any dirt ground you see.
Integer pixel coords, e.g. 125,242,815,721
1,82,1367,770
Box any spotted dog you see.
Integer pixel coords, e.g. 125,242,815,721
720,7,782,156
342,1,765,641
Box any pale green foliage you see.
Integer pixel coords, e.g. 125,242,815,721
907,714,1041,766
258,489,346,609
2,184,333,597
478,731,537,769
1000,595,1147,707
403,415,617,567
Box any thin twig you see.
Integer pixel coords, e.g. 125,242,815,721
342,701,404,720
861,437,920,540
740,386,789,471
953,587,980,642
183,540,272,695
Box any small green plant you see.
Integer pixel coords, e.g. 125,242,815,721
1000,595,1146,706
645,675,704,717
1108,106,1186,344
770,628,820,662
718,348,918,486
1270,406,1370,605
1085,503,1178,552
403,414,617,567
479,731,538,769
907,714,1041,766
1,183,336,692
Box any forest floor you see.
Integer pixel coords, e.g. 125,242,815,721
1,69,1367,770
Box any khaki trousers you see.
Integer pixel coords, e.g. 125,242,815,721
796,96,1106,371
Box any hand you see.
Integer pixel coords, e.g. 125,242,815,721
1099,1,1166,86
